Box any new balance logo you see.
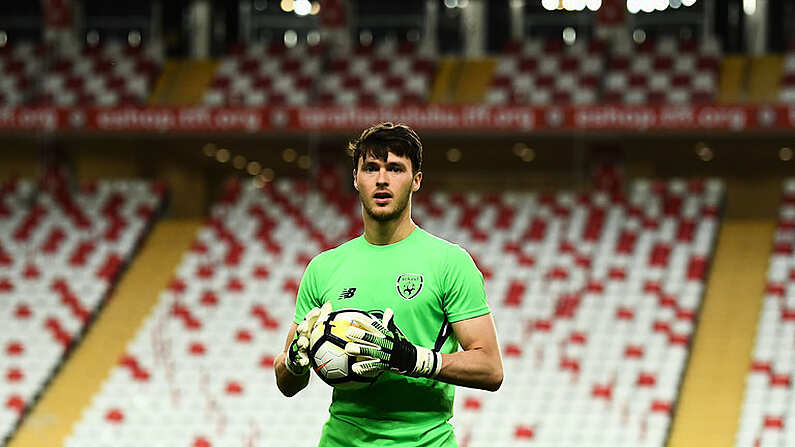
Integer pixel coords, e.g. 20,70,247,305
338,288,357,299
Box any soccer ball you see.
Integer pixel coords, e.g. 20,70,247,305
309,308,380,390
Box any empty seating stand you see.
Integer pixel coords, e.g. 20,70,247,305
0,41,46,105
203,39,434,107
66,176,723,447
603,35,721,105
780,44,795,103
317,40,435,106
203,41,324,107
486,38,605,106
431,179,722,447
735,179,795,447
0,178,165,443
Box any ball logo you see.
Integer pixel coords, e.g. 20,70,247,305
396,273,423,300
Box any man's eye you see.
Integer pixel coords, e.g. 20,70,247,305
390,167,402,172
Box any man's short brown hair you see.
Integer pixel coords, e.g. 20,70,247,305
347,122,423,173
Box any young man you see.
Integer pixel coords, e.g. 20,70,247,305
274,122,503,446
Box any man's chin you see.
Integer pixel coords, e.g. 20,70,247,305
364,206,399,222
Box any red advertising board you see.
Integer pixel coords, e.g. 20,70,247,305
0,105,793,134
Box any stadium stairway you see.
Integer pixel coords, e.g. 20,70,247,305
453,59,496,104
149,60,218,105
428,58,496,104
717,56,748,103
7,219,203,447
747,56,783,103
668,219,776,447
428,58,462,104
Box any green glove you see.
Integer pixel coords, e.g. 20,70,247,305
344,308,442,378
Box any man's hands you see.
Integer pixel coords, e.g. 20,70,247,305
345,308,442,378
284,302,331,376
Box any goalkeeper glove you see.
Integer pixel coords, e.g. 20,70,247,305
344,308,442,378
285,301,332,376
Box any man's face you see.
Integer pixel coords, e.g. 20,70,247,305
353,151,422,223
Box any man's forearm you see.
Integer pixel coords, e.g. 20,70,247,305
436,348,503,391
274,351,310,397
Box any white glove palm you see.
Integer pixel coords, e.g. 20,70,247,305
285,301,331,376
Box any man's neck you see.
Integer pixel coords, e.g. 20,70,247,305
362,211,416,246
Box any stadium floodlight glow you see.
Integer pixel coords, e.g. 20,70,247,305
458,0,469,8
695,142,712,161
633,29,646,43
780,147,793,161
626,0,641,14
247,161,262,176
310,1,320,15
563,27,576,45
681,0,695,6
202,143,217,157
280,0,294,12
128,30,142,47
586,0,602,11
298,155,311,170
446,148,462,163
232,155,247,170
294,0,311,15
359,30,373,45
284,30,298,47
86,30,100,46
743,0,756,15
521,148,536,162
282,148,298,162
670,0,682,8
654,0,668,10
216,149,231,163
541,0,558,10
307,30,320,46
640,0,655,13
444,0,457,8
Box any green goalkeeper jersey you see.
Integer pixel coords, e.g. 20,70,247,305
293,226,491,447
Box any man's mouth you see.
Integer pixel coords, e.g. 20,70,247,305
373,192,392,205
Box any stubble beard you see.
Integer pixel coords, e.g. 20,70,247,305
361,189,411,223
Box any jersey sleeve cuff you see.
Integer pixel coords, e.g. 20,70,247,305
446,306,491,323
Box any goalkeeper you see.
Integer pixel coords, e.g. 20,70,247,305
274,123,503,447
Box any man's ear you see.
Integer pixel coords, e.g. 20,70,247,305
352,169,359,191
412,171,422,192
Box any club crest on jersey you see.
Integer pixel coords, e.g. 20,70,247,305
396,273,423,300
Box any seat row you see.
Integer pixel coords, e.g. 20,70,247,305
735,179,795,447
66,174,723,447
1,178,165,443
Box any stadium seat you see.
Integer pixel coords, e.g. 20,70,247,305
62,174,724,447
735,178,795,447
780,53,795,103
486,38,605,106
603,35,721,105
313,39,434,107
0,177,164,442
203,41,323,107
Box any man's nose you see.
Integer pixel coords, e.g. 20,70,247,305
376,169,388,184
